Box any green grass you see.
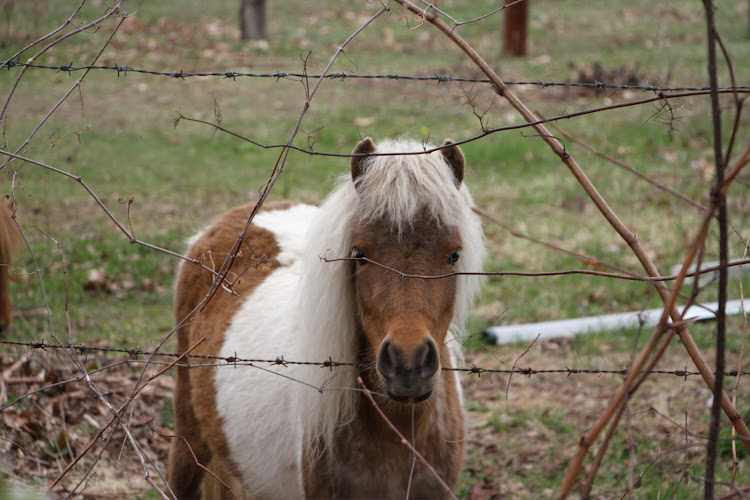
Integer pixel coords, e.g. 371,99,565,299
2,0,749,498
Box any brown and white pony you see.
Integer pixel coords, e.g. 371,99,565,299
0,202,20,334
167,138,485,499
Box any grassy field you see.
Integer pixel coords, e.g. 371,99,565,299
1,0,749,498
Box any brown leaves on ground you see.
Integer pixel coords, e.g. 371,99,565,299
1,345,174,499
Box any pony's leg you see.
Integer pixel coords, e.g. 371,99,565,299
166,361,211,499
200,457,248,500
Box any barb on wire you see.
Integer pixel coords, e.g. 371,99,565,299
3,1,749,498
47,335,205,492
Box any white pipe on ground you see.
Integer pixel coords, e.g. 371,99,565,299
483,300,746,345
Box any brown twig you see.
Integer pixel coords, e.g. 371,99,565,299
325,253,750,284
505,334,538,400
175,87,748,164
0,0,89,123
0,150,231,284
473,207,637,276
194,2,390,321
580,315,649,498
703,1,728,496
541,115,706,211
1,1,128,171
580,402,626,499
730,236,749,486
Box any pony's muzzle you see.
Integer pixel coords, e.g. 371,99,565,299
377,337,440,404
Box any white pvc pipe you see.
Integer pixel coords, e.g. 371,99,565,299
484,299,746,345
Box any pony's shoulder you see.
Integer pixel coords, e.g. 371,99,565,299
176,202,319,320
252,202,320,267
185,202,319,263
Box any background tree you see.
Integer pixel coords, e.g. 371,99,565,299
503,0,528,57
240,0,266,40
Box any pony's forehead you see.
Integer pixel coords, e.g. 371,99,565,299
351,211,461,243
351,139,466,231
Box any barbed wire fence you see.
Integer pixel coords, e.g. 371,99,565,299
4,339,750,381
5,59,750,94
1,0,749,498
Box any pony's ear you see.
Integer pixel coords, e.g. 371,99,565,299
351,137,376,183
441,139,465,187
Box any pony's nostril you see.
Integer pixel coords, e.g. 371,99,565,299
416,339,439,379
377,339,398,380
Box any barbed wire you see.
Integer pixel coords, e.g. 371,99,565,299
3,59,748,94
3,340,748,379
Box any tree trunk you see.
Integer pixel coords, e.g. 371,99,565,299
502,0,528,57
240,0,266,40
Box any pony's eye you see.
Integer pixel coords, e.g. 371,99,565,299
448,249,460,266
351,248,367,265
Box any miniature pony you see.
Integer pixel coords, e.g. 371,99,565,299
167,138,484,499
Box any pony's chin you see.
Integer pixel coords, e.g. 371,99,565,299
386,389,433,405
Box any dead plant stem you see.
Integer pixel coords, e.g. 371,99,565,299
390,2,750,497
703,1,728,496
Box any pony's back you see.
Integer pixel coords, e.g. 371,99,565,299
168,202,318,499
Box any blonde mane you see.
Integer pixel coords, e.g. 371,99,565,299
297,138,485,454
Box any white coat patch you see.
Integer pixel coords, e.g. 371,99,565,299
213,204,319,499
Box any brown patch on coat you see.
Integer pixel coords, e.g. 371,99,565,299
167,201,293,499
0,202,21,334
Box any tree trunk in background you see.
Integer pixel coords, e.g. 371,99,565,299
240,0,266,40
502,0,528,57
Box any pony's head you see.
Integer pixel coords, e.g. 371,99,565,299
299,137,483,450
348,137,479,404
